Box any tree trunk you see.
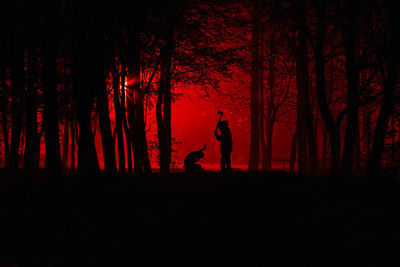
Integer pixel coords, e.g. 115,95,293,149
9,9,24,172
127,29,152,174
62,119,69,168
70,120,76,169
355,121,361,171
341,1,359,176
24,3,40,177
294,1,316,174
249,1,260,171
367,0,398,178
289,127,298,172
322,130,328,168
121,60,133,175
265,116,274,171
156,28,173,174
112,62,125,174
314,3,340,175
0,1,10,167
93,8,117,175
367,71,395,177
136,91,152,173
42,0,63,179
260,38,266,171
1,109,9,165
264,31,276,171
72,2,99,177
363,105,371,164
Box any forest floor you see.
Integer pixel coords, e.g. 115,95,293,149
1,170,400,266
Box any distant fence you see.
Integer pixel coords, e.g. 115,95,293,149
270,159,292,170
268,159,333,171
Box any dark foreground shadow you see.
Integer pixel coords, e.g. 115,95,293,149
1,171,400,266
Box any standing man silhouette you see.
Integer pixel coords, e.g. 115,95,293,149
214,120,232,172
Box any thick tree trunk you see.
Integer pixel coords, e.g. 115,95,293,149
249,2,260,171
363,106,371,163
26,66,40,171
367,72,395,177
0,1,9,167
127,30,152,175
136,91,152,173
341,1,359,176
24,3,40,176
367,0,398,178
314,3,340,175
42,1,63,179
157,29,173,174
76,105,99,176
72,2,99,177
9,13,24,172
93,9,117,175
294,2,316,174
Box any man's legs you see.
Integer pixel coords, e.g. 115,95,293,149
226,152,231,171
221,155,226,172
221,153,230,172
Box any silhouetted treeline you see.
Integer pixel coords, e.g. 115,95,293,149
245,0,399,177
0,0,398,179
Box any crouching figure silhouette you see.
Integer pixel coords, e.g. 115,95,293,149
184,144,206,173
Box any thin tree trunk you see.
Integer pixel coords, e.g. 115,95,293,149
355,120,361,171
259,40,266,171
121,60,133,174
392,113,396,164
322,130,328,168
136,91,152,173
264,31,276,171
157,29,173,174
1,109,9,165
112,62,125,174
70,120,76,169
265,116,274,171
62,119,69,168
289,127,298,172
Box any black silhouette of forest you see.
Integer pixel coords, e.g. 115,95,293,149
0,0,399,265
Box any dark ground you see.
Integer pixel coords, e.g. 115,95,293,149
1,171,400,266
